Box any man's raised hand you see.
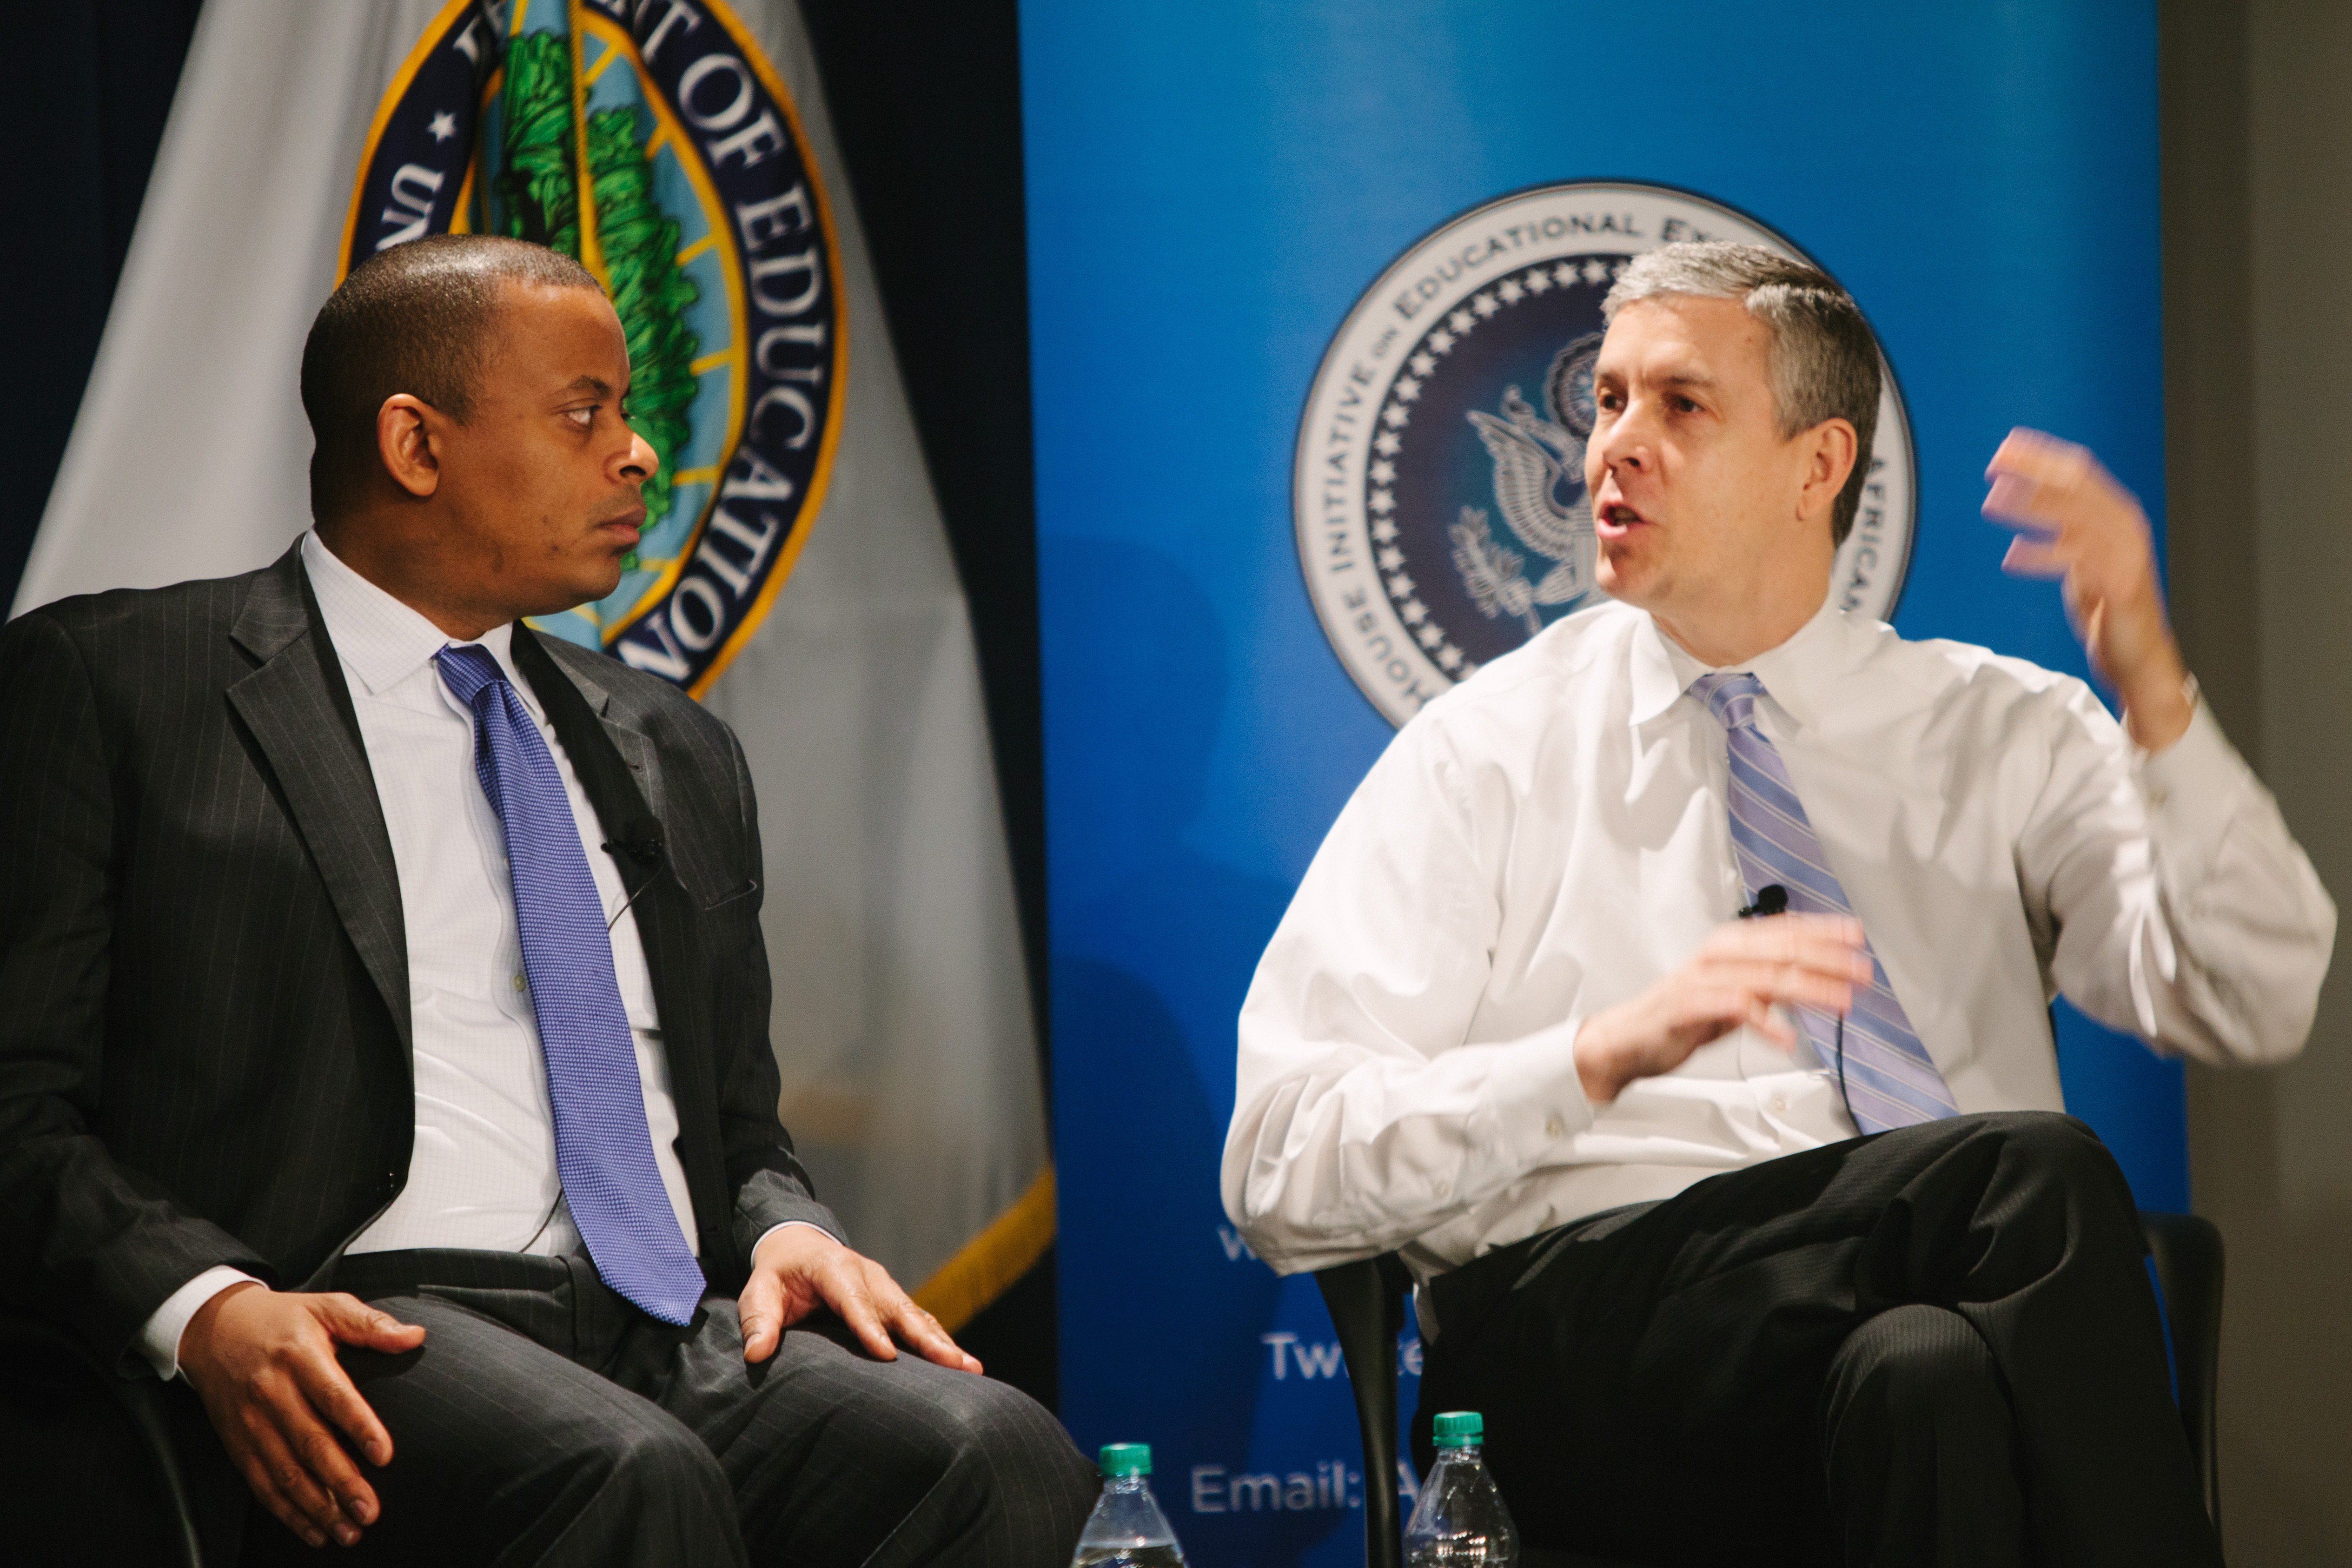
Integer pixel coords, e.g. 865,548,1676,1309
177,1283,426,1549
1983,428,2193,750
739,1225,981,1375
1572,914,1873,1103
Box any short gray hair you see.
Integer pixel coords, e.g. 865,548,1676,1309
1602,241,1881,547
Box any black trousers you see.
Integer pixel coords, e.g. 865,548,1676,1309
1414,1112,2222,1568
229,1249,1097,1568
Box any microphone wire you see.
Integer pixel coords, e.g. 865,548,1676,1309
1740,881,1861,1134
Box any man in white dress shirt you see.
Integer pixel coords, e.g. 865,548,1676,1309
0,235,1090,1565
1223,242,2332,1566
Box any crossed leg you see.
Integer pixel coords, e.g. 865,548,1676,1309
1417,1112,2219,1568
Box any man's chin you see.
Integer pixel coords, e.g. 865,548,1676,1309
1595,551,1657,610
516,565,628,623
577,563,628,608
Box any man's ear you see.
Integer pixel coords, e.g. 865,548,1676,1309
1796,417,1859,526
377,394,445,499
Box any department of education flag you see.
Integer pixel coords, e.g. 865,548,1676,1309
18,0,1051,1328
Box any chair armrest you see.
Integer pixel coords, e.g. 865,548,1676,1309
0,1309,205,1567
1317,1253,1413,1568
2138,1210,2223,1531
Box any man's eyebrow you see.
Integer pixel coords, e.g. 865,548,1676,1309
560,374,615,399
1593,367,1718,391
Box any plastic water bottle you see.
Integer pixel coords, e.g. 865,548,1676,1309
1071,1442,1187,1567
1403,1410,1519,1565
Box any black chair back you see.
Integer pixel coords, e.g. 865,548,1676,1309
2140,1209,2225,1527
0,1310,206,1566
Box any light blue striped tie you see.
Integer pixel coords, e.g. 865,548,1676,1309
438,644,707,1324
1689,671,1959,1133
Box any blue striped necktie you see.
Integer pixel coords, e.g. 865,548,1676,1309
436,643,706,1324
1688,671,1959,1133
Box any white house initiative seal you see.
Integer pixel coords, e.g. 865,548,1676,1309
1294,182,1915,726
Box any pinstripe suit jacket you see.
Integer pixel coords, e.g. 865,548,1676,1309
0,545,838,1371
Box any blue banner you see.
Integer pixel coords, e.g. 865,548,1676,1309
1024,6,2171,1562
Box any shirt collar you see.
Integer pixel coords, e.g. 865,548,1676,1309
300,530,534,715
1628,590,1856,732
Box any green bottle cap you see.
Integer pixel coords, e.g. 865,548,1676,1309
1432,1410,1485,1447
1099,1442,1153,1477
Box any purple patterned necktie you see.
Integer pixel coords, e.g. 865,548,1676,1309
1689,671,1959,1133
437,643,705,1323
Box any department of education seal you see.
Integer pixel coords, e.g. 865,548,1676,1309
343,0,844,695
1294,181,1915,726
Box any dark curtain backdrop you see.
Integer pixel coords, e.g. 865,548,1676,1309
0,0,206,603
1,0,1059,1407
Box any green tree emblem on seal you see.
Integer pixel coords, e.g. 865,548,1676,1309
494,31,701,542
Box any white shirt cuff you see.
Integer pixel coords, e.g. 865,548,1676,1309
1474,1015,1597,1153
747,1219,836,1264
2133,695,2249,889
136,1266,262,1381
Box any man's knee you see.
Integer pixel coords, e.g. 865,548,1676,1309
891,1370,1097,1557
1825,1304,2007,1437
1975,1110,2123,1184
912,1371,1093,1498
772,1361,1093,1564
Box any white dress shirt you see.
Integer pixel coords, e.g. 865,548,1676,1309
139,532,709,1376
1223,595,2334,1291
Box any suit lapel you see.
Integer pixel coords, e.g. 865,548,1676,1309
510,624,665,848
225,548,412,1055
512,627,735,1262
513,626,666,810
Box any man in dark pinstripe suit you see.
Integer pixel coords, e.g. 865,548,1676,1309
0,235,1094,1564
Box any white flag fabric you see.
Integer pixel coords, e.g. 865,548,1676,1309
19,0,1051,1325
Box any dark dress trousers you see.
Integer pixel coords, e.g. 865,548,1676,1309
1416,1113,2224,1568
0,547,1092,1564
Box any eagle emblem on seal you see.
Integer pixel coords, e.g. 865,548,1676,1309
1451,331,1603,635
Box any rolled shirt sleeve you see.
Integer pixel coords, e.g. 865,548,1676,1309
2029,688,2335,1065
1223,717,1594,1275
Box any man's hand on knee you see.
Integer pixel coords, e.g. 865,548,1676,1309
1574,913,1873,1102
178,1282,426,1549
742,1226,983,1376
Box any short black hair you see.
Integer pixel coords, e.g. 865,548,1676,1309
299,234,602,517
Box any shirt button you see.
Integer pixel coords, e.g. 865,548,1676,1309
2148,788,2170,809
1544,1115,1565,1139
511,973,527,993
1769,1095,1789,1114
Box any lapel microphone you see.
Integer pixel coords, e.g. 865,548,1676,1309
608,815,665,868
600,815,667,930
1733,881,1861,1127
